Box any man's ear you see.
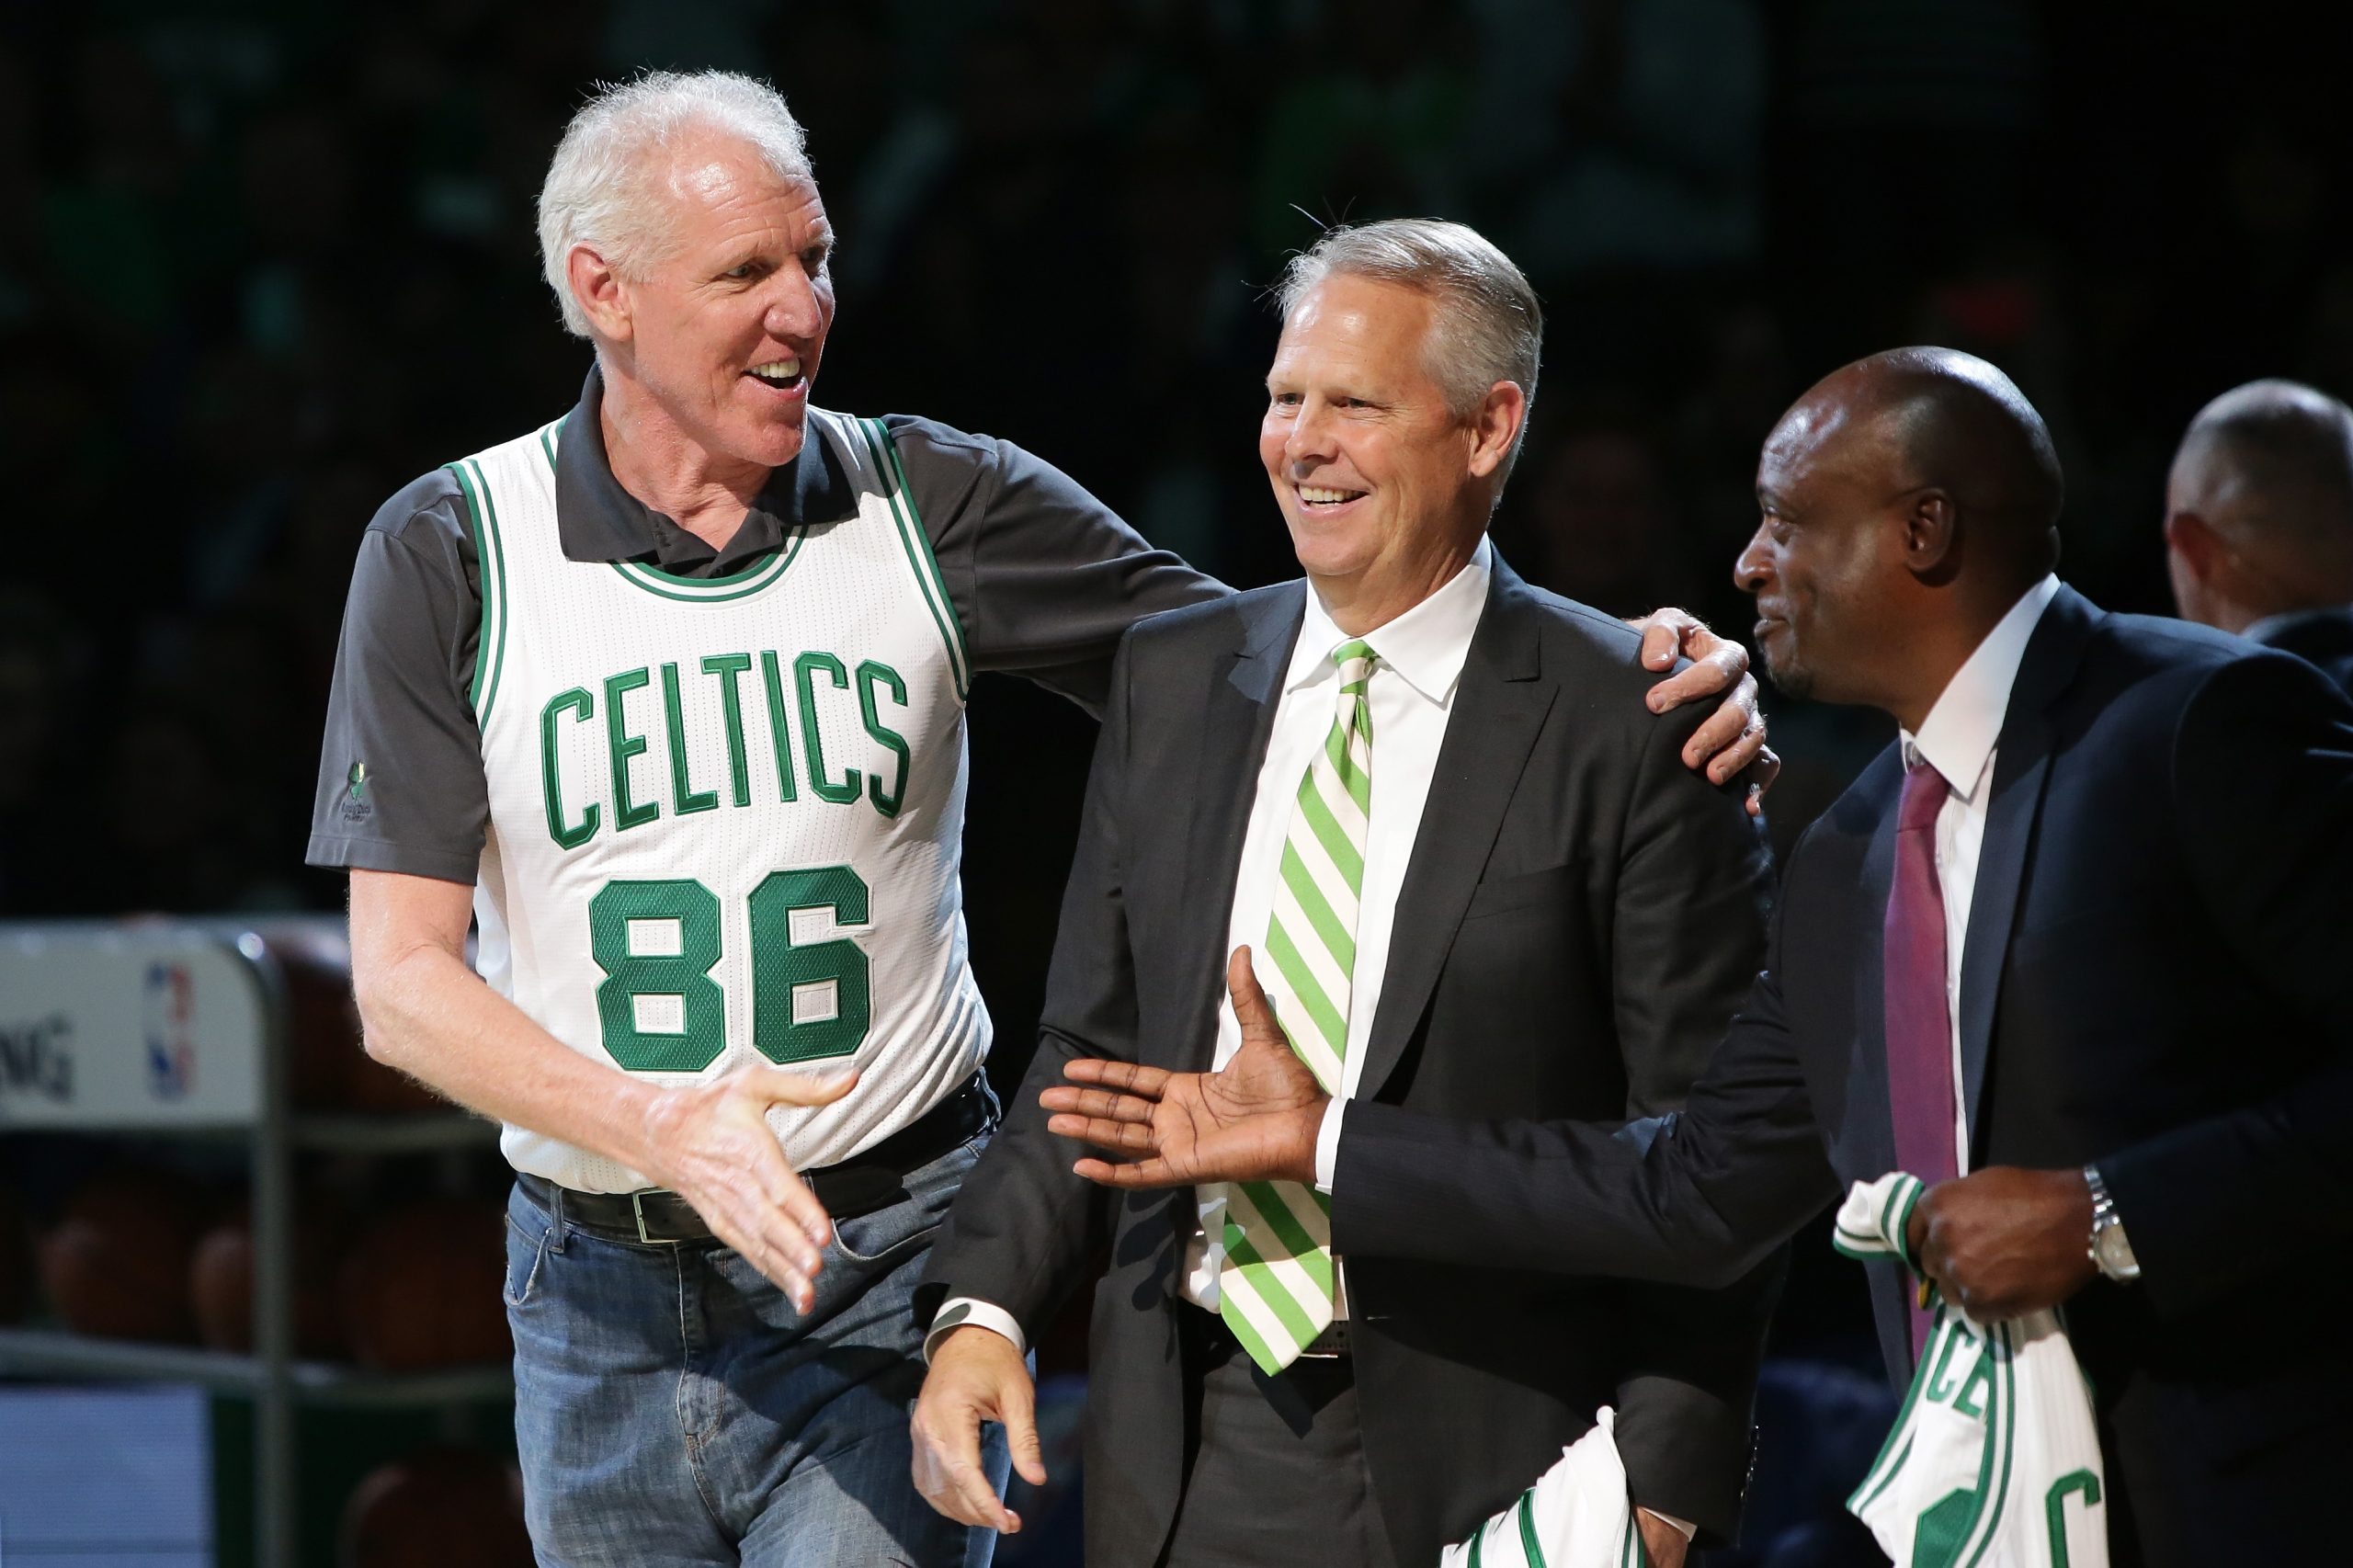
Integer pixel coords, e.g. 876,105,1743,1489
1904,489,1960,580
1465,380,1528,481
567,244,633,344
2165,511,2221,581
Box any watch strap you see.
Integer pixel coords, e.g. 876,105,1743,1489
2084,1164,2140,1281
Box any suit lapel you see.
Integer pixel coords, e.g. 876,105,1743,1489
1846,759,1903,1184
1825,751,1917,1381
1357,564,1554,1098
1166,584,1305,1071
1954,585,2100,1156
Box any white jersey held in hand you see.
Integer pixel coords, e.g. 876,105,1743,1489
1834,1173,2109,1568
1438,1406,1651,1568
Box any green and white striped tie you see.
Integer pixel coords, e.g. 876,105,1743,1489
1212,638,1376,1375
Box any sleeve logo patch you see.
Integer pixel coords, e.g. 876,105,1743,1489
340,762,375,824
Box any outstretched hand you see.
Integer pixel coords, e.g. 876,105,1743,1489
638,1062,858,1312
1043,947,1327,1188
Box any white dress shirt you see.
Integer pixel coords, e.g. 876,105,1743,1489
1895,574,2060,1175
930,540,1492,1359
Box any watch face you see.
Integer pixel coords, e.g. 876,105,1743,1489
2095,1222,2139,1275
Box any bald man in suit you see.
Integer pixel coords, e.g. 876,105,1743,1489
2165,378,2353,694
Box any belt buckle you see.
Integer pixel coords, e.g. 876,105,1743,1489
631,1189,656,1245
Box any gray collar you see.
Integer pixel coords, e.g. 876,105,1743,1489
552,365,860,575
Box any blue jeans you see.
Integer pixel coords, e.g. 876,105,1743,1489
504,1137,1007,1567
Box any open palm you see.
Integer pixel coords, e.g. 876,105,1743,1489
1042,948,1328,1188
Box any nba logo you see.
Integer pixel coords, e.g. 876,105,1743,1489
144,961,196,1100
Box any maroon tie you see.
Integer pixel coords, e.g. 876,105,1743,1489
1885,756,1957,1359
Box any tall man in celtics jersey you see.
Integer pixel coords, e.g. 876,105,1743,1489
307,71,1771,1567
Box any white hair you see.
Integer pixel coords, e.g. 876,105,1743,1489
538,70,814,338
1274,218,1544,479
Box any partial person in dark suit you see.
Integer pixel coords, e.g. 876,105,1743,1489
2165,377,2353,694
1056,347,2353,1567
909,220,1782,1568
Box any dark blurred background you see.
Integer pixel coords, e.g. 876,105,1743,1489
10,0,2353,924
0,0,2347,1559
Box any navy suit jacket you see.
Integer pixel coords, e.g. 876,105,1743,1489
1330,586,2353,1565
2249,603,2353,698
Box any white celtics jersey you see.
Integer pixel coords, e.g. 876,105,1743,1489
454,407,988,1191
1439,1406,1648,1568
1835,1175,2109,1568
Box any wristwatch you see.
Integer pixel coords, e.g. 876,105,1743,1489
2084,1165,2141,1282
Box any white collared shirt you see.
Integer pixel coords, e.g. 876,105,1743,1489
929,539,1493,1358
1897,574,2061,1174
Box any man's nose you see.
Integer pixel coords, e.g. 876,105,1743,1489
764,261,825,339
1285,401,1337,470
1733,523,1772,594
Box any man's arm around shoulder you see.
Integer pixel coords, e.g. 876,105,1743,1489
885,416,1225,716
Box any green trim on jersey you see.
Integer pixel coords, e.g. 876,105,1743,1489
1957,1327,2021,1568
1620,1512,1648,1567
859,416,972,699
1851,1432,1915,1517
1833,1172,1924,1263
609,537,805,601
447,457,511,727
1849,1310,1939,1512
1515,1491,1548,1568
533,412,808,605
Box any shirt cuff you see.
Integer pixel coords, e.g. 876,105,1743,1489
924,1297,1027,1363
1637,1507,1698,1542
1313,1097,1348,1193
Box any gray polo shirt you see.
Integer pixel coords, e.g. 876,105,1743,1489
307,369,1224,883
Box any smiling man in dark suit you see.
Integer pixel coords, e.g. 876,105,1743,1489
906,219,1781,1568
1058,347,2353,1566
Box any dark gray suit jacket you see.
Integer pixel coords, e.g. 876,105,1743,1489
921,558,1781,1566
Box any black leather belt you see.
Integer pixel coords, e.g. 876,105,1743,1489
1297,1320,1352,1359
518,1074,995,1244
1188,1301,1353,1362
